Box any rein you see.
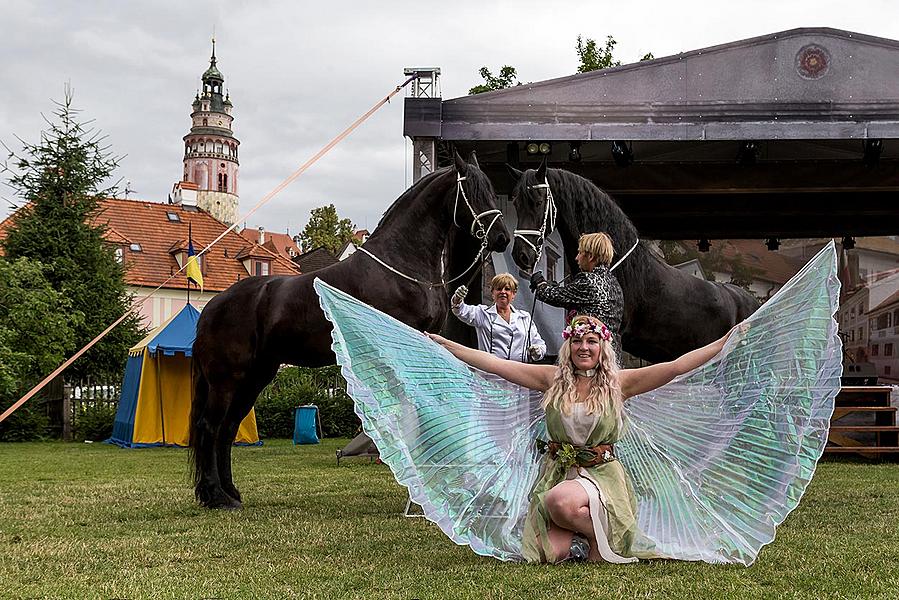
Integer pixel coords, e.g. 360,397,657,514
358,174,502,289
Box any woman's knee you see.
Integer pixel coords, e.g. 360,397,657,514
545,487,582,520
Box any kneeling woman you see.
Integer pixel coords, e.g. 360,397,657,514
429,316,737,563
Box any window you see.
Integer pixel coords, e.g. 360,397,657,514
877,314,890,329
545,248,560,283
115,247,124,263
885,365,892,375
850,306,856,317
885,343,894,357
203,118,208,126
858,327,863,341
217,173,227,192
166,212,181,222
255,260,270,276
871,344,879,357
129,243,142,252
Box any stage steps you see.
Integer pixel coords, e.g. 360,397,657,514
824,386,898,459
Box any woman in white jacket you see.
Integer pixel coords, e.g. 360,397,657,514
452,273,546,363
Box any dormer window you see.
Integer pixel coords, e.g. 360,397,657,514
255,260,270,276
115,247,124,263
129,243,142,252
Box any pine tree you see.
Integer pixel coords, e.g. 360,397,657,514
1,89,144,382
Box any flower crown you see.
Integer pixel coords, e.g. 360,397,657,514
562,317,612,341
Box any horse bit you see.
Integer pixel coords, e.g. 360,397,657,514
357,174,503,288
513,177,638,273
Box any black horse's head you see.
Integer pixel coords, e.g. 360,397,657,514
507,159,554,272
452,150,510,253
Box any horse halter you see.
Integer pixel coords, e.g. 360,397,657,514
357,172,503,289
513,177,557,268
454,174,503,241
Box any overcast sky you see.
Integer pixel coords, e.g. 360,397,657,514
2,0,897,235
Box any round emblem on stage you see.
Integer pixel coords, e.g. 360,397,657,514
795,44,830,79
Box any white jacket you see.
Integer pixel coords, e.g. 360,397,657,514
452,302,547,362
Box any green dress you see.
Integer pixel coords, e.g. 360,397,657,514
521,401,661,563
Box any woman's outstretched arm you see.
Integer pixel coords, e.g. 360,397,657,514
426,332,556,391
619,324,743,399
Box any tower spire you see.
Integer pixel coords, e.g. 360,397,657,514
211,34,216,65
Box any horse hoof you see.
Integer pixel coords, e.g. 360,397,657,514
224,485,242,503
196,488,242,510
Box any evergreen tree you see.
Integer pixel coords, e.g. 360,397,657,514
1,90,144,382
298,204,355,256
469,66,520,95
0,258,80,440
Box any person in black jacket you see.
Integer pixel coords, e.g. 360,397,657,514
530,232,624,359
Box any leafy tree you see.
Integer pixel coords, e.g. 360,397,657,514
576,35,621,72
1,90,144,382
298,204,355,255
576,35,655,72
469,66,520,95
0,258,81,440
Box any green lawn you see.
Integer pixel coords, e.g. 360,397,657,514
0,440,896,600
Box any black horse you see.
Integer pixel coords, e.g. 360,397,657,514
508,163,758,362
190,152,509,509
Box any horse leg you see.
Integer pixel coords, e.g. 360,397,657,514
194,381,242,510
216,396,255,505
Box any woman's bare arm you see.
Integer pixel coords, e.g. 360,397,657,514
426,332,556,391
620,324,742,399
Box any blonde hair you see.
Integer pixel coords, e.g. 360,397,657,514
491,273,518,292
542,315,624,432
578,232,614,266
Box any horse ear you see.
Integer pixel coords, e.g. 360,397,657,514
453,150,468,175
506,164,524,181
535,156,548,181
467,151,480,169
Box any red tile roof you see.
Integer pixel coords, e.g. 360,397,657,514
1,198,301,292
717,239,807,284
239,228,301,262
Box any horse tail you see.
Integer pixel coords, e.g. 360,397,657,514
188,358,210,495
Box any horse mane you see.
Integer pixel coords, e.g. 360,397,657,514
374,162,494,231
544,168,655,287
375,166,452,230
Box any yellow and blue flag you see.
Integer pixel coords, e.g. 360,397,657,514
185,223,204,291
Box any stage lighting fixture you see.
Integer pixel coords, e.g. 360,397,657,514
611,140,633,167
841,236,856,250
697,238,711,252
736,141,759,165
525,142,552,156
568,142,582,162
863,139,883,167
765,238,780,251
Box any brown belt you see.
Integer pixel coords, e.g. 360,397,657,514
541,440,616,468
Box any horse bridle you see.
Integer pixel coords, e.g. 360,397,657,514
513,176,639,273
513,177,557,269
357,174,504,288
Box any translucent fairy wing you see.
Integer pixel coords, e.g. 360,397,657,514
314,279,545,561
619,242,842,565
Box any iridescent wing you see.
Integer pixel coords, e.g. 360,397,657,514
315,279,545,561
619,241,842,564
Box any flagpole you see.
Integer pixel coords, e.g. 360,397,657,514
187,222,192,306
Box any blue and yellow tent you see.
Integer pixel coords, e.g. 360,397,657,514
109,304,259,447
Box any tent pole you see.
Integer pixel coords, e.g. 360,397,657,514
156,355,166,445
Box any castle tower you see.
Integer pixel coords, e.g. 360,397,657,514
181,39,239,225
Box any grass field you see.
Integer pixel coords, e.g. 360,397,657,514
0,439,897,600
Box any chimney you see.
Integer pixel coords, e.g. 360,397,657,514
258,226,265,245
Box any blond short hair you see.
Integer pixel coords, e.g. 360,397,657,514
491,273,519,292
578,232,614,265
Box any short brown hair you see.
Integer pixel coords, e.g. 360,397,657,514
578,232,614,265
491,273,519,292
